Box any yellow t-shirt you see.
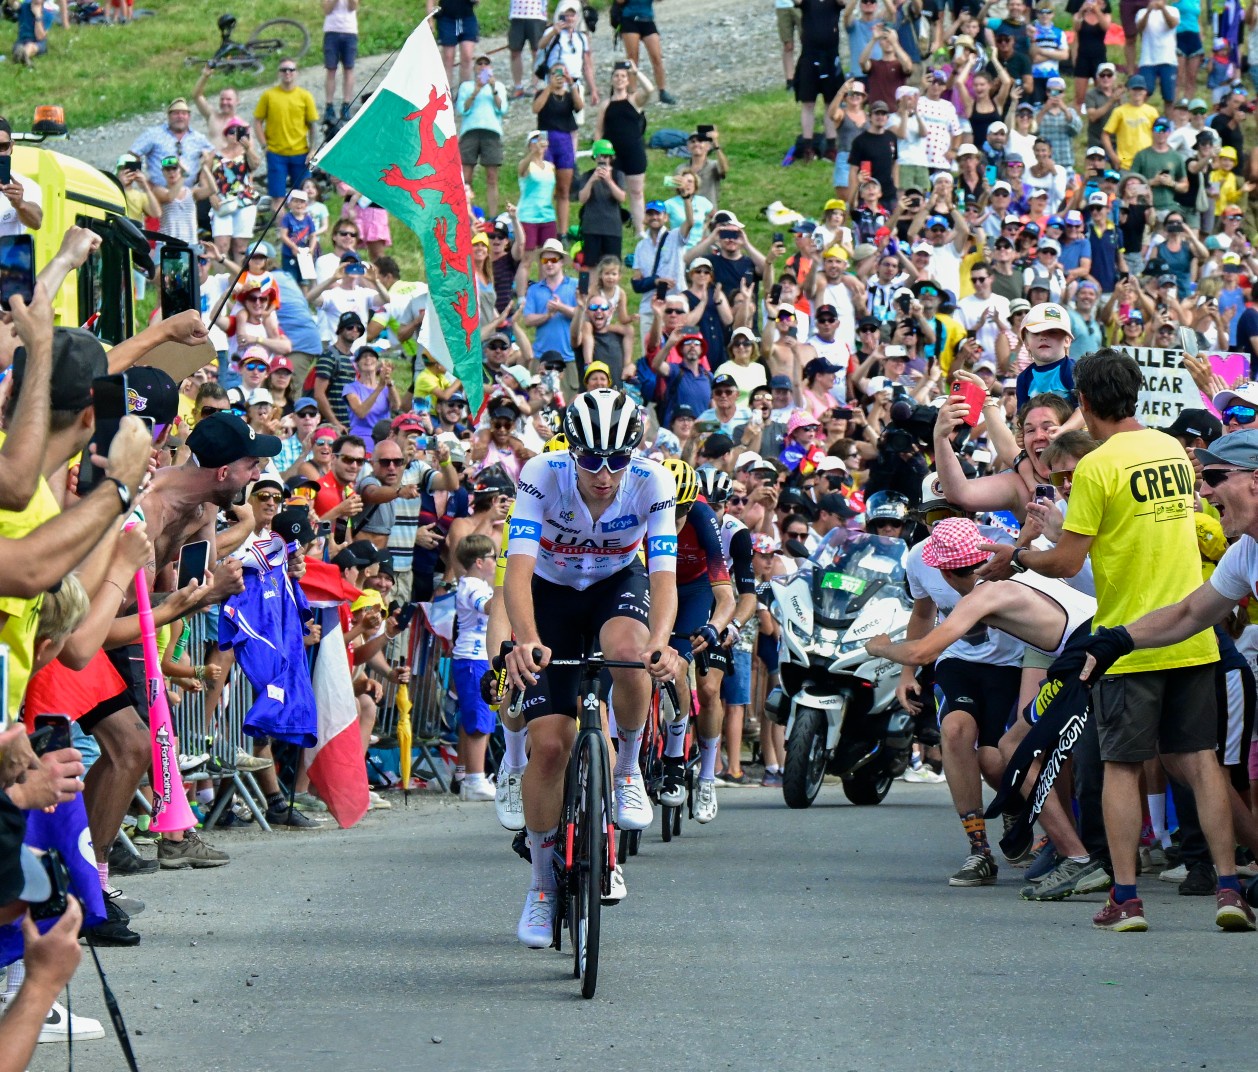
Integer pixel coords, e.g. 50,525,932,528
1063,427,1218,673
1102,103,1159,170
254,86,318,157
933,312,965,378
414,364,455,408
0,432,61,716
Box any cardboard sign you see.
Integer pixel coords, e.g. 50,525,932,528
1125,347,1250,424
138,337,218,384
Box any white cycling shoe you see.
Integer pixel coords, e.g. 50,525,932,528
658,758,686,807
517,887,556,949
614,771,654,830
495,761,526,830
694,778,718,824
602,863,627,905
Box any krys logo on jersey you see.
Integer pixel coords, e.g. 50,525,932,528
602,513,639,533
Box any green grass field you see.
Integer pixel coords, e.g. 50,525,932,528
2,0,511,132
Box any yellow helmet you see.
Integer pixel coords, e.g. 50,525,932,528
662,458,699,505
543,433,570,453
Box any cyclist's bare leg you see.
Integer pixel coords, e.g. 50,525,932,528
695,666,724,780
521,714,576,832
602,617,650,769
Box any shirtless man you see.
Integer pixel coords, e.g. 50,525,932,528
80,412,277,922
193,66,248,149
443,470,514,583
865,516,1108,901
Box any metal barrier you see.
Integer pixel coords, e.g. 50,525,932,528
168,611,273,831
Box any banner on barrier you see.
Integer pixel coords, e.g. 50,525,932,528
1124,348,1250,424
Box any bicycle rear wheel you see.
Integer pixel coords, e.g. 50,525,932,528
569,732,606,998
247,18,310,61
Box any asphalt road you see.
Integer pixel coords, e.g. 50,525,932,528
27,780,1249,1072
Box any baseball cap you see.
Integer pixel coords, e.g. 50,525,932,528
815,455,848,474
992,181,1012,194
1103,169,1121,181
700,433,735,459
295,396,319,414
870,100,890,114
822,198,846,212
269,354,294,373
1173,97,1191,110
1028,188,1049,200
645,199,666,213
391,412,425,434
1220,145,1239,161
672,404,698,420
1086,145,1107,158
272,505,316,546
503,364,533,389
1005,152,1024,165
1097,62,1116,76
1008,298,1031,315
1022,302,1073,337
750,533,776,556
925,214,950,230
1046,76,1066,91
1189,97,1208,113
1165,408,1224,444
769,374,793,391
116,151,141,169
895,86,919,101
1194,428,1258,468
712,373,740,390
817,492,859,520
11,327,107,413
803,356,842,377
1213,382,1258,412
247,241,274,260
1039,238,1061,254
688,256,714,273
735,451,768,471
791,220,817,234
1123,310,1145,325
244,386,273,408
186,411,281,467
124,366,180,426
956,143,980,158
1064,210,1084,226
852,243,878,262
1152,117,1172,133
1128,75,1148,91
988,121,1008,134
920,517,990,570
1087,191,1109,206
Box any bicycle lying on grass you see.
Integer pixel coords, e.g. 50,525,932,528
184,12,309,75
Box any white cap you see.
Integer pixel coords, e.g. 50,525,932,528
957,143,980,157
975,360,997,374
540,237,565,255
1021,302,1074,337
992,181,1012,194
911,241,932,254
735,451,774,471
1003,213,1023,225
688,257,714,272
245,386,273,407
1097,62,1116,75
1038,238,1061,254
895,86,919,100
1087,191,1109,206
988,121,1008,134
1086,145,1107,156
866,376,893,394
1213,382,1258,410
815,455,848,473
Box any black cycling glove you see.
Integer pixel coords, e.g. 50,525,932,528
1081,626,1135,683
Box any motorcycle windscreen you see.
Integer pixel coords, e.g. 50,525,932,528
811,535,909,626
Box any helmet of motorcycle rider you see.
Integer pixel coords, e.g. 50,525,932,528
864,490,911,532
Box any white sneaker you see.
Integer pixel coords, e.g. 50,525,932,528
1159,863,1188,883
613,771,653,830
902,766,947,784
459,778,495,802
517,887,556,948
495,762,526,830
367,790,392,811
177,751,209,773
602,863,627,905
694,778,718,824
39,1000,105,1043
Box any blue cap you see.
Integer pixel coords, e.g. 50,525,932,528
1104,168,1121,181
769,374,793,390
1046,215,1064,227
295,396,319,413
1128,74,1148,91
926,214,950,229
645,200,666,212
1195,428,1258,469
1023,221,1040,235
1152,117,1172,132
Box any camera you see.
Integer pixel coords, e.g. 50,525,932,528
30,849,70,922
896,294,912,313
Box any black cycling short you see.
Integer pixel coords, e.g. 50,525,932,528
619,16,658,36
934,658,1021,749
519,565,652,721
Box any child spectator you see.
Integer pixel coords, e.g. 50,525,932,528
1206,37,1238,103
1211,147,1252,214
279,188,318,283
1015,301,1076,407
452,533,497,802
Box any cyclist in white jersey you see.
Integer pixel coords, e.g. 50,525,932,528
502,390,681,947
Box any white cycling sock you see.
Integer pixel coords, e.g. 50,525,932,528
528,825,559,892
503,726,528,769
614,725,643,775
699,736,720,781
664,718,687,759
1147,792,1171,848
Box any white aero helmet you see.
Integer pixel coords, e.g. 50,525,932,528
563,389,644,455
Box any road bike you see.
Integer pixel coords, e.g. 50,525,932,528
184,13,310,75
498,643,655,999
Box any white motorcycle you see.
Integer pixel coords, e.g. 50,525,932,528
766,533,915,808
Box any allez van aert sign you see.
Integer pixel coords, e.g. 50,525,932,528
1120,347,1249,424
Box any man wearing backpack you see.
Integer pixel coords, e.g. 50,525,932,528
632,199,684,338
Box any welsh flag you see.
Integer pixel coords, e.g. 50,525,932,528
317,20,483,411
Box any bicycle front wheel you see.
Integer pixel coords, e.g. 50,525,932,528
247,19,310,61
570,732,606,999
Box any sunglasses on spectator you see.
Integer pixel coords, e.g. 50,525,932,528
540,255,561,264
337,455,365,466
201,405,229,417
315,437,335,446
375,457,404,467
924,507,964,526
728,495,749,505
298,408,318,418
492,419,514,429
574,450,633,473
1222,405,1257,424
777,311,796,320
970,275,989,284
486,340,509,350
859,325,879,333
588,302,611,311
1201,467,1250,487
691,267,712,275
732,339,753,347
816,314,838,323
1048,468,1076,487
337,230,358,237
784,528,809,539
252,491,283,503
243,361,268,371
279,66,297,72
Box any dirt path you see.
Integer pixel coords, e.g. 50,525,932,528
68,0,785,172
